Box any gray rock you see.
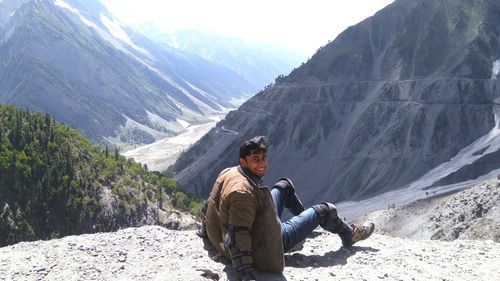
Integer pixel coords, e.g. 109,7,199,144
0,226,499,280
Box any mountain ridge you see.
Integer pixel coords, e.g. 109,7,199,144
131,27,307,90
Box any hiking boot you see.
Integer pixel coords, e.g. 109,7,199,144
350,222,375,246
312,202,355,247
273,178,305,215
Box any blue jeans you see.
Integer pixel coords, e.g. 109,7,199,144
271,186,320,252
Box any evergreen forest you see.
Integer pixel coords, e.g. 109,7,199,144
0,104,201,247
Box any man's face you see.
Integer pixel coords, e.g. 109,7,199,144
239,151,268,178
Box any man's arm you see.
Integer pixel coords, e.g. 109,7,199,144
225,191,257,280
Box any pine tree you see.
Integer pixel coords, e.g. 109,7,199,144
0,203,15,246
14,207,35,242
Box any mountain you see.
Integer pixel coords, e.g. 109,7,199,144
170,0,500,206
131,25,307,92
1,226,499,280
0,104,197,247
361,178,500,242
0,0,258,146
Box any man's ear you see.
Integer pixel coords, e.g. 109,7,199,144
239,157,246,167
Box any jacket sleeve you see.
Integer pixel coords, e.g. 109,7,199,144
224,190,257,274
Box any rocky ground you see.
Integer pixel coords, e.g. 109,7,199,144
359,180,500,242
2,179,500,280
1,225,499,281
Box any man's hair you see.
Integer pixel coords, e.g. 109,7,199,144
239,136,268,159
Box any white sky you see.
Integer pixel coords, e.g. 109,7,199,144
100,0,395,56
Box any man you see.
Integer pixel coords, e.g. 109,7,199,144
203,136,374,280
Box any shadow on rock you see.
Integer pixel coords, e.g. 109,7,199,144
202,236,229,264
222,266,287,281
254,272,287,281
221,264,287,281
285,245,379,268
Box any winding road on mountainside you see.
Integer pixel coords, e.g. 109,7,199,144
215,126,239,135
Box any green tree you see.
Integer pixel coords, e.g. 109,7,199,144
174,191,190,210
0,203,15,246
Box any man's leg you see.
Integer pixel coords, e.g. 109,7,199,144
271,180,374,251
279,203,373,252
280,208,320,252
271,179,316,252
270,183,285,218
271,178,305,217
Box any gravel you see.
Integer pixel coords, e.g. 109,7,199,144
1,226,499,281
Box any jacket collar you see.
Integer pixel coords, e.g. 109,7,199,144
238,165,264,188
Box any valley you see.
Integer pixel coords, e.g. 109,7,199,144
122,114,225,172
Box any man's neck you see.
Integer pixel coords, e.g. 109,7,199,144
238,165,263,187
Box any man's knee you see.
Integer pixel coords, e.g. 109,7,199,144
312,202,338,219
273,177,305,215
273,177,294,191
312,202,352,243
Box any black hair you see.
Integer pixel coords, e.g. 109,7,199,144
239,136,268,158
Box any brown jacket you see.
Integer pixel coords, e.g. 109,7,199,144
205,166,284,273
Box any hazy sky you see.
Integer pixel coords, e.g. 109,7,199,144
100,0,395,56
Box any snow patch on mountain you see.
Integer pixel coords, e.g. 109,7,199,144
185,81,237,111
54,1,159,75
492,59,500,79
102,115,171,147
53,0,78,14
113,44,227,116
141,66,225,114
53,0,97,28
77,14,96,28
185,81,219,101
407,106,500,190
99,15,152,58
54,0,135,58
337,106,500,221
145,111,184,133
176,118,190,129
